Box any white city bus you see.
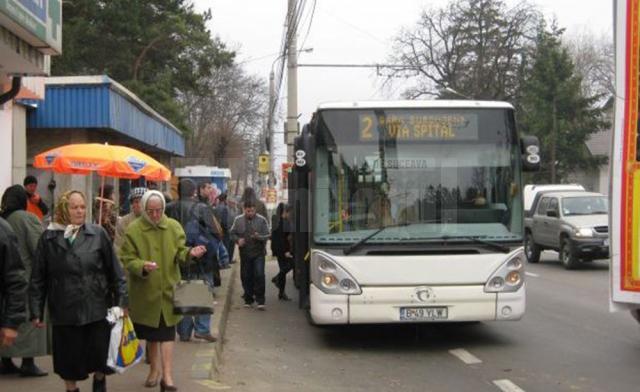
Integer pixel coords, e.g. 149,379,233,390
611,0,640,318
289,101,540,324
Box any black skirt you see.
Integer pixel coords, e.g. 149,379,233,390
51,319,111,381
133,315,175,342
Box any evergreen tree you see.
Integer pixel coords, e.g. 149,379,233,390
520,22,608,183
52,0,235,133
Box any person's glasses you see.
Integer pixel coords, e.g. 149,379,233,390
146,208,163,215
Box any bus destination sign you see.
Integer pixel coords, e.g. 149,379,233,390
359,113,479,142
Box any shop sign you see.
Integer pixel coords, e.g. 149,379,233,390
0,0,62,54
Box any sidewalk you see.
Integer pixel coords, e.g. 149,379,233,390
0,262,238,392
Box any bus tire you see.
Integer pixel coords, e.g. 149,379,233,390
560,237,580,270
524,231,541,263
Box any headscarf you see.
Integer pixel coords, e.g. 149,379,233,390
0,184,28,219
50,190,86,242
141,190,166,227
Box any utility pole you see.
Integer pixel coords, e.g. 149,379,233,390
286,0,298,162
268,69,275,184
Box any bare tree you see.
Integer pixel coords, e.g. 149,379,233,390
565,29,614,102
182,65,267,182
386,0,540,101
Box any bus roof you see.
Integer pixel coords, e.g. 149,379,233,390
316,100,514,111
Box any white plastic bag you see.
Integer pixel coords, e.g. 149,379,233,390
106,307,143,373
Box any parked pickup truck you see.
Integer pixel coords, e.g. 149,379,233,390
524,191,609,269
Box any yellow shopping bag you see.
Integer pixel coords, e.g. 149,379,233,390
108,315,143,373
118,316,143,368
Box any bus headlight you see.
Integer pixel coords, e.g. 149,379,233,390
311,251,362,295
484,250,525,293
506,271,521,285
489,276,505,290
322,273,338,288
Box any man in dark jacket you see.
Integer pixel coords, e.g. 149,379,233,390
0,218,26,350
214,193,235,265
165,179,219,343
230,200,270,310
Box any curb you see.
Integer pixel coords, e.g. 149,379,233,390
209,259,238,380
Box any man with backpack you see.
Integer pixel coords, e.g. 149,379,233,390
165,179,221,343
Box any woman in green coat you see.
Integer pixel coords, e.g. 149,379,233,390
120,190,205,391
0,185,48,377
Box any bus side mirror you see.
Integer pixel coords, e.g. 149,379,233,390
521,135,541,172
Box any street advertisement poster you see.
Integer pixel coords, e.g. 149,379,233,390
611,0,640,308
281,162,293,190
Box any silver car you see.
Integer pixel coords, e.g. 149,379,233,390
524,191,609,269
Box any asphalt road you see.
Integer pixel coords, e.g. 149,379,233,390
219,252,640,392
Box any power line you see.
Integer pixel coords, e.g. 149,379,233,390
299,0,317,51
298,63,408,68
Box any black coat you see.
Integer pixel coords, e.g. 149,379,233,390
29,224,128,326
0,218,26,329
270,216,292,259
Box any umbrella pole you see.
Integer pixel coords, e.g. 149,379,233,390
98,175,105,225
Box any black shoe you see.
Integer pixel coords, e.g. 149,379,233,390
271,276,283,290
0,358,20,374
19,363,48,377
160,379,178,391
278,293,291,301
92,375,106,392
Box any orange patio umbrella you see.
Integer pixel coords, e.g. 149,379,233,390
34,143,171,223
34,143,171,181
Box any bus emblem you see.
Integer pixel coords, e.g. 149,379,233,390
415,287,435,302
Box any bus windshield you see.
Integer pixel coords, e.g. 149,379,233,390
313,107,523,245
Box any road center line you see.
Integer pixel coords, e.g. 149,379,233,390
493,379,526,392
448,348,482,364
525,272,540,278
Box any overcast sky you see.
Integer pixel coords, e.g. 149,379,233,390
193,0,614,167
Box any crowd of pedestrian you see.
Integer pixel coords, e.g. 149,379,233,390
0,177,295,392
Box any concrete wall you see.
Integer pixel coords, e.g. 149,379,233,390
0,100,13,193
12,103,27,184
566,165,610,196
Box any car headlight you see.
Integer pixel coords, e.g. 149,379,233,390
574,228,594,237
484,250,525,293
311,251,362,295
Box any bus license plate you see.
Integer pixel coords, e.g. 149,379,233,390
399,307,448,321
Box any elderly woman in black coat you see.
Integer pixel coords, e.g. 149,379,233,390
29,190,128,392
0,185,48,377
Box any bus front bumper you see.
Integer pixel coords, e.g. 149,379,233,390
309,284,525,325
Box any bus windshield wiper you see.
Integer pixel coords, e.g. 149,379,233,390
440,235,510,253
343,222,411,255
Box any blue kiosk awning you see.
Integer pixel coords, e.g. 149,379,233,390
27,75,185,156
